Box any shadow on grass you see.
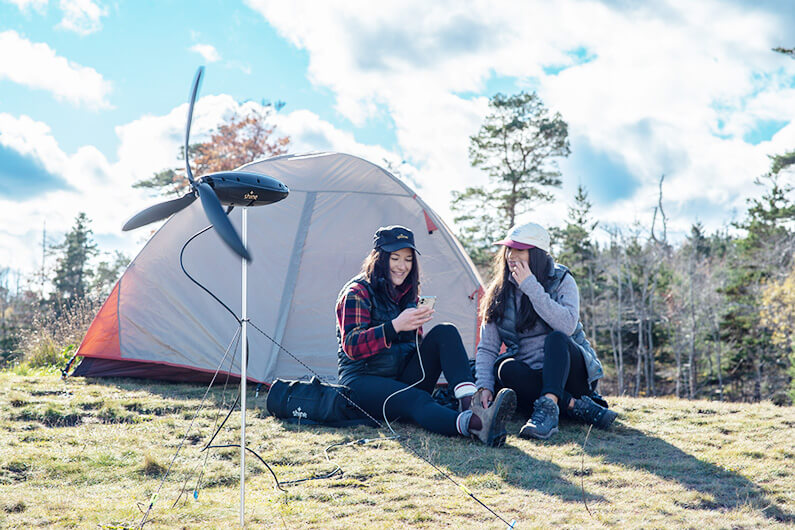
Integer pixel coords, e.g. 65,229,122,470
74,378,597,505
67,378,792,523
77,376,251,409
551,419,794,524
373,421,606,506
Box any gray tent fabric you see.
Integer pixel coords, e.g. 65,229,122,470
74,152,483,384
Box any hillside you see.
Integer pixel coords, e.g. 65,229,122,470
0,372,793,528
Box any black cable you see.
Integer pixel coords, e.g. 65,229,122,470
194,390,350,491
169,222,516,528
202,392,240,451
136,226,246,529
179,225,241,326
179,224,313,495
206,444,287,493
247,320,517,528
248,321,387,431
178,223,337,501
380,330,425,435
137,324,242,528
172,348,239,508
191,349,238,500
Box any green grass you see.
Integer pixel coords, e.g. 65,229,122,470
0,372,793,529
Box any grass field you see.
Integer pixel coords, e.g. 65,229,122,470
1,370,793,529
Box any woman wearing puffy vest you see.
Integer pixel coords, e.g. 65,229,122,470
475,222,617,440
336,225,516,447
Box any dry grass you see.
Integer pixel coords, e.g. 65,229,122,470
13,298,99,369
0,372,793,529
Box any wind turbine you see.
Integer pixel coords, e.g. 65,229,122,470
123,66,289,526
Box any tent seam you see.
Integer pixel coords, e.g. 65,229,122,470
264,191,317,380
117,273,123,356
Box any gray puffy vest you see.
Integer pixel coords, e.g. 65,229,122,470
337,276,418,386
495,265,604,385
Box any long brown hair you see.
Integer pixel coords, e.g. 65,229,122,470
480,246,553,331
360,248,420,302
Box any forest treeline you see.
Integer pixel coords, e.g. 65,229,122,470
452,87,794,405
1,84,793,404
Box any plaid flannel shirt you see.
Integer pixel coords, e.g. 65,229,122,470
336,281,419,361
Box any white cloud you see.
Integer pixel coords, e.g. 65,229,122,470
273,108,418,184
0,30,112,108
189,43,222,63
0,112,68,175
3,0,47,13
246,0,795,240
0,113,147,275
56,0,107,35
1,94,399,276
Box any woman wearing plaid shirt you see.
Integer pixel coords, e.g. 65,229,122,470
335,225,516,447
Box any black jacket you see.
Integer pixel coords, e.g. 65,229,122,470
337,275,418,385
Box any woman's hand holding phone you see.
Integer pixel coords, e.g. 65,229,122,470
392,306,434,332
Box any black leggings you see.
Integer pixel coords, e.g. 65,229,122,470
347,323,473,436
497,331,590,416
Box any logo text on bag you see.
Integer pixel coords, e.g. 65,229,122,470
292,407,308,419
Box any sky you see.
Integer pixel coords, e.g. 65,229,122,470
1,0,794,285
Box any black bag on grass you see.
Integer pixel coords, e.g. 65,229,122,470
266,376,375,427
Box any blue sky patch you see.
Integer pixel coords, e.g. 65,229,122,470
0,144,71,199
543,64,568,76
563,137,639,204
351,108,399,151
0,2,339,160
454,73,525,100
742,119,789,145
543,46,597,76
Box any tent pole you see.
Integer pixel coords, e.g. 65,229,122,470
240,207,248,527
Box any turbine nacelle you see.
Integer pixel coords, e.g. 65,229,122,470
200,171,289,207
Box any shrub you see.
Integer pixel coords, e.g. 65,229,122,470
141,454,167,477
15,297,99,370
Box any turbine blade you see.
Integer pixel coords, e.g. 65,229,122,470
197,181,251,261
122,193,197,231
185,66,204,186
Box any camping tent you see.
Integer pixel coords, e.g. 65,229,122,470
73,152,484,384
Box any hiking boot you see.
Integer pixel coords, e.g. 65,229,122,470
519,396,559,440
469,388,517,447
568,395,618,429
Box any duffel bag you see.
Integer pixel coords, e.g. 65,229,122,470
266,376,376,427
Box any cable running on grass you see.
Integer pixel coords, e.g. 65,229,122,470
140,221,517,528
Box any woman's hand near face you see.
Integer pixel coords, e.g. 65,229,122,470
510,259,533,285
392,306,434,332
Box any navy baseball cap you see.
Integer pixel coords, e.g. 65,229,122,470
373,225,420,254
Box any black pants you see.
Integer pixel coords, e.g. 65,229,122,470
347,323,473,436
497,331,590,416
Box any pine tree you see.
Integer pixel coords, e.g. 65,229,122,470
51,213,98,308
721,172,795,401
557,185,600,341
451,91,570,266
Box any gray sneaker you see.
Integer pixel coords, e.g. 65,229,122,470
568,395,617,429
519,396,559,440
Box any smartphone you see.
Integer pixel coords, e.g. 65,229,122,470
418,296,436,310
